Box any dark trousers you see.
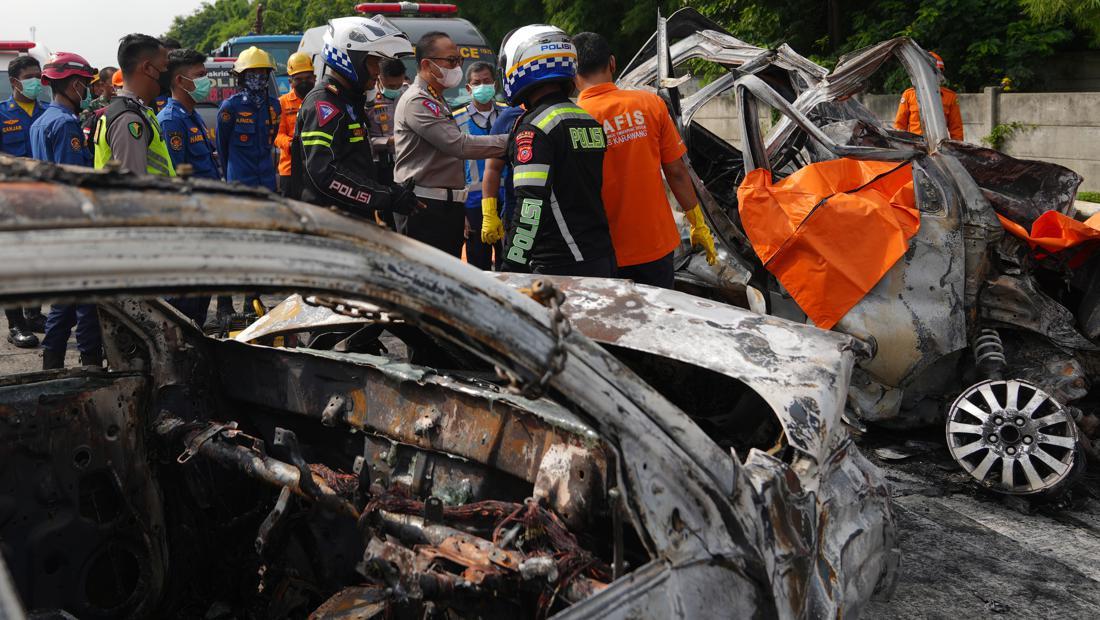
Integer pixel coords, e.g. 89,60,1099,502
167,296,211,326
617,251,675,289
405,198,466,258
5,308,26,330
464,206,502,270
531,255,616,278
43,304,102,354
279,175,292,197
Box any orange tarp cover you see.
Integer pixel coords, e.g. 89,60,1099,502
997,211,1100,264
737,159,920,330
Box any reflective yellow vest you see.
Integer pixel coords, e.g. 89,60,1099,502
93,97,176,176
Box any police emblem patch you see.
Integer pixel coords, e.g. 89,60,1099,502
516,130,534,163
69,136,82,152
127,121,143,139
316,101,340,127
422,99,442,117
239,133,249,142
221,111,231,122
169,132,184,151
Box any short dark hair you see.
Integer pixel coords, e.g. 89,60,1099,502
98,67,117,82
465,61,494,84
166,48,206,82
573,32,612,76
8,55,41,81
118,33,165,76
159,36,182,51
381,58,406,78
415,31,451,64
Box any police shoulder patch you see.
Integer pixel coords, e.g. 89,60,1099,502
221,111,231,122
127,121,143,140
316,101,341,127
169,132,184,151
422,99,442,118
69,136,82,152
516,130,535,163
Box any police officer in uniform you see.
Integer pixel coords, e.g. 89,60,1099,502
290,16,419,218
0,54,47,348
158,48,221,327
30,52,101,369
217,47,280,191
93,34,175,177
493,25,614,276
394,32,508,257
367,58,408,188
452,61,510,268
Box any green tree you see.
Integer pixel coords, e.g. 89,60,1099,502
1022,0,1100,44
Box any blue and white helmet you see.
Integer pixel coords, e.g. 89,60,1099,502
322,16,412,89
499,25,576,105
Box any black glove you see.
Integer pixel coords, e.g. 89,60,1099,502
389,181,419,215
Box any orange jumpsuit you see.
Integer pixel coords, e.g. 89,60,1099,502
275,89,304,178
893,86,964,141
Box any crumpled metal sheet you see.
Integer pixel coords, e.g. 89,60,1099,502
945,141,1083,228
240,275,862,468
234,293,368,343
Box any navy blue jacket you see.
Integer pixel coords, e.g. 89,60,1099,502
0,97,47,157
217,91,280,190
158,98,222,180
30,102,92,166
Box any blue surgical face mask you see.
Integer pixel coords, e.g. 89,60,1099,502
471,84,496,104
18,77,43,100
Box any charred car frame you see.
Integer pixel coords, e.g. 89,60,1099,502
0,154,895,618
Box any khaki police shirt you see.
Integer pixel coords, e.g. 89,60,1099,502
367,86,404,157
394,76,507,189
105,89,155,174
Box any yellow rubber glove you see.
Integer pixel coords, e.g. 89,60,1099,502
481,197,504,244
684,205,718,265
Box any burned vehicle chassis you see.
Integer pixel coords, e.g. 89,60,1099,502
0,158,895,618
620,9,1097,497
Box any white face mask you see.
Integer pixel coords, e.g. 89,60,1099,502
365,85,378,100
431,61,463,89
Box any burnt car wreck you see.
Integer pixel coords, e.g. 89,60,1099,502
0,155,896,618
618,9,1100,497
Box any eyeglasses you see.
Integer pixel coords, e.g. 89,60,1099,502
428,56,462,68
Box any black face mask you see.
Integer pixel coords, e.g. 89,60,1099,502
293,81,313,98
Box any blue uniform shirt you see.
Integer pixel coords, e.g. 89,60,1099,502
488,105,525,224
453,101,511,209
217,91,280,191
0,97,47,157
158,98,222,180
30,102,92,166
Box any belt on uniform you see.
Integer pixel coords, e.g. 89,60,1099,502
414,186,467,203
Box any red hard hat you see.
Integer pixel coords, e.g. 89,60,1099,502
41,52,97,84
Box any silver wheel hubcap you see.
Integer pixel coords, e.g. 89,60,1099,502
946,379,1078,494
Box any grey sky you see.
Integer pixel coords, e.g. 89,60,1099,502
5,1,208,69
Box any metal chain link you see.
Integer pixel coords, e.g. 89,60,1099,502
303,295,391,322
496,279,571,400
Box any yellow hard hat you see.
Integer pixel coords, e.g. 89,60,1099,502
286,52,313,76
233,46,275,73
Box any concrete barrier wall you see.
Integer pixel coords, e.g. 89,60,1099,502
693,89,1100,191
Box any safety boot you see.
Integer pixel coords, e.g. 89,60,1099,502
23,307,46,333
7,325,39,349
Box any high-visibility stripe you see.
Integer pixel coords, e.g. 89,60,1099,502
348,136,364,143
301,139,331,147
548,190,583,261
533,105,590,133
347,123,361,129
301,131,333,140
